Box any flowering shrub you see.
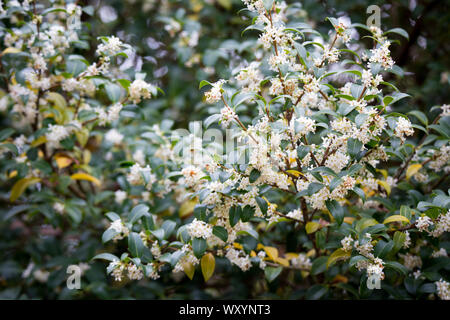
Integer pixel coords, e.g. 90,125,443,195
93,0,450,299
0,0,449,300
0,0,161,298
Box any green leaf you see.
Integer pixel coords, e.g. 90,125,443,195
212,226,228,242
374,240,394,259
351,187,366,202
264,266,282,283
255,197,268,215
229,206,241,227
347,138,363,159
306,285,328,300
192,238,207,258
327,248,351,268
392,231,406,254
102,228,118,243
329,177,342,192
383,28,409,40
199,80,212,89
105,83,124,102
308,182,324,196
0,128,14,141
249,168,261,183
311,256,328,275
297,145,310,159
241,205,254,222
384,261,408,275
325,199,344,225
92,253,119,262
128,232,147,258
128,204,150,224
408,111,428,126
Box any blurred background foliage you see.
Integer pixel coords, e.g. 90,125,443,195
0,0,449,299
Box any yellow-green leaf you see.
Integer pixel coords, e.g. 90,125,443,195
47,92,67,109
1,47,21,56
275,257,290,267
10,177,41,202
217,0,232,10
75,128,89,148
286,170,304,178
70,172,101,186
356,218,379,233
179,198,198,218
383,215,410,224
55,155,72,169
377,179,391,195
182,261,195,280
327,248,351,268
31,136,47,147
305,221,320,234
406,164,422,180
264,246,279,261
201,253,215,282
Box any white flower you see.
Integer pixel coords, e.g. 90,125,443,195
127,263,143,280
225,247,251,271
431,248,447,258
107,103,123,122
401,253,422,270
394,117,414,142
441,104,450,116
416,216,432,233
114,190,127,204
105,129,124,145
431,211,450,237
369,41,394,69
341,235,353,252
151,241,162,258
436,279,450,300
109,218,130,241
413,269,422,279
403,231,411,248
133,149,146,166
220,106,236,127
96,36,127,56
53,202,65,214
186,218,212,239
286,208,303,222
181,166,204,187
291,253,312,270
33,269,50,283
292,116,316,136
46,124,70,147
204,80,225,104
129,79,155,103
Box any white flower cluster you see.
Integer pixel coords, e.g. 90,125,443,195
129,79,156,104
341,235,353,252
394,117,414,142
220,106,236,128
435,279,450,300
96,36,128,56
109,219,130,241
416,211,450,237
225,247,251,271
204,80,226,104
108,261,143,282
291,253,312,270
186,218,213,239
127,163,156,187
